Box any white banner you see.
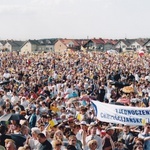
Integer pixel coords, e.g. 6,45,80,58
91,100,150,126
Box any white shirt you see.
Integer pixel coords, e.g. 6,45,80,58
21,100,29,108
86,134,102,150
3,72,11,79
11,96,19,106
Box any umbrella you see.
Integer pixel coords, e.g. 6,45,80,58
0,80,10,85
66,97,79,105
10,134,26,148
79,94,90,101
68,92,78,99
111,81,130,88
107,49,119,55
0,113,24,122
110,102,124,106
121,86,134,93
117,96,130,104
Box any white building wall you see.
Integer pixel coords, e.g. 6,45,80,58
0,43,4,50
130,41,143,51
115,41,127,51
4,42,12,51
21,42,33,54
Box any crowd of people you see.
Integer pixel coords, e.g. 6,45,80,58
0,50,149,150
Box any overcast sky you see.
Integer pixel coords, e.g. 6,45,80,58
0,0,149,40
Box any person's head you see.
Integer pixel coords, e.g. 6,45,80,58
14,123,21,132
57,124,65,132
23,144,31,150
63,127,72,138
123,125,130,134
5,139,16,150
41,115,47,122
105,126,114,136
134,138,144,146
52,139,62,150
37,133,47,144
38,123,45,132
10,120,19,125
0,125,8,134
68,135,77,146
80,106,87,114
31,127,40,139
18,147,25,150
133,144,143,150
53,130,64,141
80,121,88,131
72,124,80,134
21,125,30,136
90,125,98,135
88,139,98,150
143,123,150,133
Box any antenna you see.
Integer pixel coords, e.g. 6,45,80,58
125,33,127,39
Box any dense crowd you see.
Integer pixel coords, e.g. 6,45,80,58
0,51,149,150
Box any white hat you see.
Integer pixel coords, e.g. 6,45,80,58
80,121,87,125
31,127,41,134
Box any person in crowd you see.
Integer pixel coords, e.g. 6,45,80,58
5,139,16,150
138,123,150,150
52,139,63,150
0,51,149,150
86,124,102,150
102,126,115,150
26,127,41,150
121,125,134,150
66,135,78,150
87,139,99,150
37,133,52,150
29,108,37,129
0,125,12,147
133,144,144,150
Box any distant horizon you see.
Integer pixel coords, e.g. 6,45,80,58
0,0,149,41
0,36,150,41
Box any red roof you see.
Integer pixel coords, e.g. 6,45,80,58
91,38,105,44
60,39,80,47
103,39,118,45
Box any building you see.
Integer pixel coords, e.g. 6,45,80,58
20,39,58,54
83,38,105,51
115,39,135,52
0,41,6,51
54,39,80,53
143,39,150,52
4,40,24,52
103,39,117,51
130,39,148,51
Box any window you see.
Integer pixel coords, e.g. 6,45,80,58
46,40,51,44
40,41,44,44
69,44,73,47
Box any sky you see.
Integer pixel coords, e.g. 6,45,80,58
0,0,149,40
